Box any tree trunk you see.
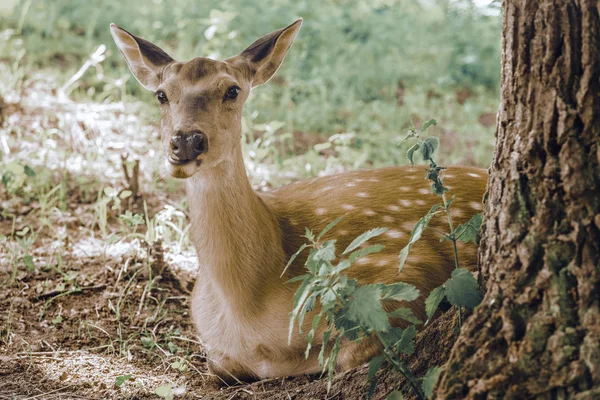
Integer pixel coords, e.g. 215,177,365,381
436,1,600,399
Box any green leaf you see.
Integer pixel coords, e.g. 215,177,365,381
422,366,442,398
141,336,155,349
380,327,403,345
115,374,132,387
305,313,324,359
171,360,188,372
289,280,313,343
312,240,336,262
334,309,363,341
423,137,439,152
281,243,308,277
398,247,410,272
287,274,311,283
419,140,436,161
333,259,352,274
407,143,420,166
326,334,344,392
318,328,332,367
394,325,417,355
343,228,388,254
24,165,36,177
52,315,62,325
367,354,385,381
398,213,435,271
119,190,132,199
346,284,390,332
2,171,13,187
320,288,338,312
298,293,317,330
444,268,482,309
387,307,422,325
155,384,173,399
367,355,385,399
304,227,315,242
431,181,449,196
420,119,437,132
387,390,404,400
317,216,344,240
455,213,483,243
425,286,446,323
381,282,420,302
348,244,385,263
23,255,34,272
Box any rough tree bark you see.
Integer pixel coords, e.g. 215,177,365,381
436,1,600,399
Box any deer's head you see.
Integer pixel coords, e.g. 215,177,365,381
110,20,302,178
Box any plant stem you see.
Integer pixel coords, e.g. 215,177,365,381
375,331,425,400
442,193,460,270
442,192,464,327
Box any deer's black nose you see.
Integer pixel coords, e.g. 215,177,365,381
170,131,206,162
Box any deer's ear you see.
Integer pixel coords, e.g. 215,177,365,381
110,24,174,91
239,19,302,87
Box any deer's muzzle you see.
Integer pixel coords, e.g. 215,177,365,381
170,131,207,164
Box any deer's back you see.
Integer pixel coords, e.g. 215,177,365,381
264,165,487,320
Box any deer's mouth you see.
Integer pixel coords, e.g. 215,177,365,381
166,156,202,179
168,156,201,166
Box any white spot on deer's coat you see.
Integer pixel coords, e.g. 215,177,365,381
399,199,412,207
398,186,411,192
402,222,416,232
342,204,355,211
357,192,369,198
356,257,371,265
467,172,481,178
319,185,334,193
368,178,379,182
315,208,327,215
363,209,376,216
415,200,426,206
469,202,483,210
376,259,388,267
418,188,430,195
382,215,395,223
444,174,455,178
339,230,348,235
386,230,403,239
387,205,401,212
346,182,357,187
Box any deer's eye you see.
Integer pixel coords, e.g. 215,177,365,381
224,86,240,100
156,90,168,104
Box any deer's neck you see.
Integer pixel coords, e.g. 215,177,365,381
186,148,283,312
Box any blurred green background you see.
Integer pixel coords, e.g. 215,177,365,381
0,0,501,212
0,0,500,167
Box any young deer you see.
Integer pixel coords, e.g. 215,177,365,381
110,19,487,383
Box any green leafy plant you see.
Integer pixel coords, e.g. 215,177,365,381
115,374,132,388
287,220,431,399
288,120,484,399
399,119,483,327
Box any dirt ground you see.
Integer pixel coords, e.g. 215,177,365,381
0,77,462,400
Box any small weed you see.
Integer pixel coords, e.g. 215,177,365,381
399,120,482,328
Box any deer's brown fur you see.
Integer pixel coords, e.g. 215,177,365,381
110,19,487,383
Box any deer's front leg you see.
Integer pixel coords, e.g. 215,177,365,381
207,351,256,386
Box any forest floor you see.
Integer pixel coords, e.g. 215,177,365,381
0,68,484,399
